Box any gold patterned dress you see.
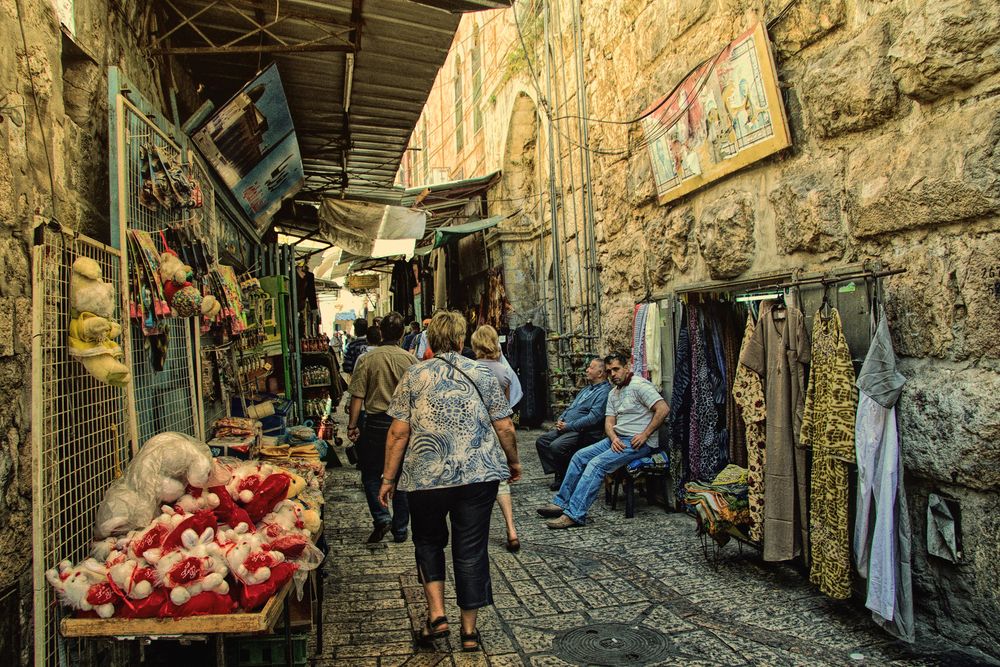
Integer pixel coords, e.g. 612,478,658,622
733,313,767,542
800,308,857,599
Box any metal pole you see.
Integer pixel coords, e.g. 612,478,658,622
542,0,564,335
553,0,589,339
573,0,601,339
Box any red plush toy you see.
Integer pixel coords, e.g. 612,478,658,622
235,561,297,611
241,473,291,523
210,484,254,532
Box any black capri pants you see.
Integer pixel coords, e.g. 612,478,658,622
407,480,500,610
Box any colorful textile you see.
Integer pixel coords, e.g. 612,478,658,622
668,310,692,500
644,303,662,387
801,309,857,600
631,303,650,379
689,311,720,482
733,313,766,543
684,478,750,541
740,302,811,564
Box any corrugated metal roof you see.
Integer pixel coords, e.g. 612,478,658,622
160,0,508,212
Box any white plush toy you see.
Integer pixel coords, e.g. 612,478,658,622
45,558,117,619
68,256,131,386
155,525,229,605
94,432,229,538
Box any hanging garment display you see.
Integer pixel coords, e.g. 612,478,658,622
800,308,857,599
644,303,662,387
667,308,692,501
508,322,548,428
631,303,650,379
722,311,746,468
739,301,811,564
296,265,318,313
854,309,914,642
390,259,415,321
732,312,766,543
688,310,720,482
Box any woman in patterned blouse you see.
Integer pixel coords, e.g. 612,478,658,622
378,310,521,652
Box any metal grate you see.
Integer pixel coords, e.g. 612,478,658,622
31,225,132,667
117,96,200,444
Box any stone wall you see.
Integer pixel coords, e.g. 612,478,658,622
0,1,184,660
578,0,1000,656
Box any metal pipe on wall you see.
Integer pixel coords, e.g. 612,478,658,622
572,0,601,339
542,0,564,335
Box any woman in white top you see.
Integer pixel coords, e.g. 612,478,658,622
472,325,521,552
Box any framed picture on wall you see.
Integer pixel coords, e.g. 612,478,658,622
642,20,791,205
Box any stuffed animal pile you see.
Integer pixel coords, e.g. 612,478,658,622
159,249,220,319
68,256,131,387
49,434,323,619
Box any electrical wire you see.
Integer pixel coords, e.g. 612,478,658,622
14,0,58,219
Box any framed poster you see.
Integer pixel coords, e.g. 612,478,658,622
192,64,304,230
642,21,791,205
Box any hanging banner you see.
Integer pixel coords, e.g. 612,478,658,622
641,20,791,205
346,274,380,291
192,63,304,230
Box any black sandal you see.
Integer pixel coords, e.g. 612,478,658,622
460,629,481,652
415,615,450,646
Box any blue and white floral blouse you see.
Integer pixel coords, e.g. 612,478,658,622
386,352,513,492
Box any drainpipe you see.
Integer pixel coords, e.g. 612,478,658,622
542,0,564,335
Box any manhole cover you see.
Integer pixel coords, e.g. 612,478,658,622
553,623,673,666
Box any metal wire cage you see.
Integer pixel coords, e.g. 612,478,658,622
31,225,132,667
115,95,201,444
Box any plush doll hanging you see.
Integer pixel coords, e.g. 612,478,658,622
68,256,131,386
158,236,220,319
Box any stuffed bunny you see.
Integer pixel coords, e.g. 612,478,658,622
156,523,230,606
46,559,118,619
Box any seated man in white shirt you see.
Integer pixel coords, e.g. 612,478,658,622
537,352,669,529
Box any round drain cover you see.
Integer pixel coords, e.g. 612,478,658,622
553,623,673,666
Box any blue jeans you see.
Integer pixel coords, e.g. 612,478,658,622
361,468,409,538
552,437,654,524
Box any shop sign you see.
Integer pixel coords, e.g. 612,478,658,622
346,274,380,291
51,0,75,35
192,63,304,230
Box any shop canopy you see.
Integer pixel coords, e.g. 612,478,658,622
162,1,509,210
431,214,504,248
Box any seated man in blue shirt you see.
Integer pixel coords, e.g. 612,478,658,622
534,357,612,490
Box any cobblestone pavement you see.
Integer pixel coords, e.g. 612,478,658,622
315,421,995,667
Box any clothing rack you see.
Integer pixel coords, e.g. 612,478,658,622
669,262,905,299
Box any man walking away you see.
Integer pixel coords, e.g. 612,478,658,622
343,317,370,374
538,352,669,529
347,312,417,543
535,358,611,490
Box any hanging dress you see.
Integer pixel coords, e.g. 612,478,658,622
740,302,811,563
800,309,857,599
854,309,914,642
689,309,720,482
733,312,767,543
668,308,693,501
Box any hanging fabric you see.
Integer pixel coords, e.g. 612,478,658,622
854,308,914,642
631,303,650,379
644,303,661,387
723,309,746,468
733,311,766,543
668,307,693,501
508,322,548,428
739,300,811,564
688,309,720,482
800,308,857,599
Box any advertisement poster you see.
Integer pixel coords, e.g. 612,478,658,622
192,64,304,229
641,21,791,205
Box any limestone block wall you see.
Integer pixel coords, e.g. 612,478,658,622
579,0,1000,655
0,1,191,659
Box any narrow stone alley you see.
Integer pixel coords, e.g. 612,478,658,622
314,418,995,667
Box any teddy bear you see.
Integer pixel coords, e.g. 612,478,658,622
46,558,118,619
219,530,297,611
159,249,220,319
94,432,230,538
68,256,131,387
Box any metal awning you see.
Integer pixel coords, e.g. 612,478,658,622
432,214,504,247
158,1,510,214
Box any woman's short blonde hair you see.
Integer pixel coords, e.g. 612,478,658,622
471,325,500,360
427,310,466,353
